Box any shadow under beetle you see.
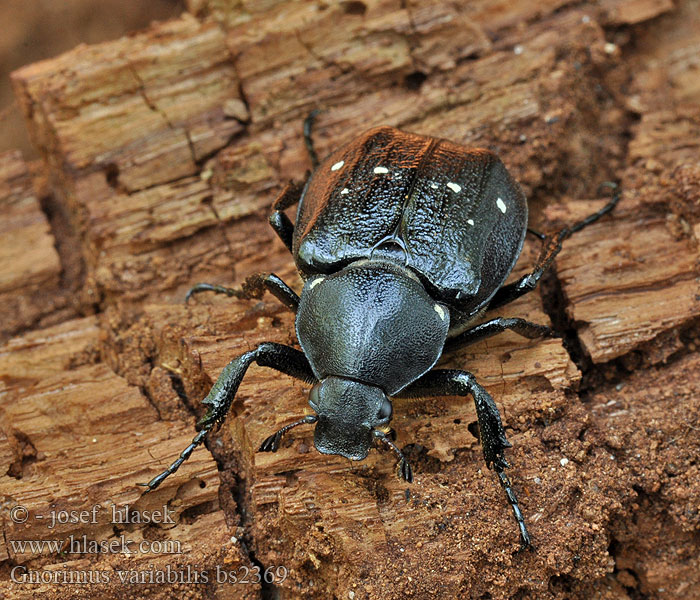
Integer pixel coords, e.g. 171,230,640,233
140,115,619,549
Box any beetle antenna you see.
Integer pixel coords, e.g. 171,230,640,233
373,430,413,482
259,415,318,452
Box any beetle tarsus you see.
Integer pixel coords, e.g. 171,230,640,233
185,273,300,312
259,432,282,452
567,181,620,236
497,469,533,551
303,109,322,169
138,429,209,492
185,282,236,303
399,458,414,483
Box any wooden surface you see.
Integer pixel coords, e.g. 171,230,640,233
2,1,700,599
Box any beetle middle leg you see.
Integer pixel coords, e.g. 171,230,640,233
186,272,300,312
489,183,620,310
139,342,316,492
397,368,532,549
445,317,556,353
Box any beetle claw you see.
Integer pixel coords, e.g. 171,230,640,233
495,455,510,470
259,433,281,452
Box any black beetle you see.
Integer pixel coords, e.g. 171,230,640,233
140,115,619,549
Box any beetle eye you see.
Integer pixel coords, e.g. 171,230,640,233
377,398,393,421
308,384,321,411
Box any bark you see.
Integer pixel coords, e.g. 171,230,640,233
2,1,699,599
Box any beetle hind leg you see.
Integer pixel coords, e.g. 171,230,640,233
186,272,300,312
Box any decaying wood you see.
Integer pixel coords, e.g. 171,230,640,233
2,0,700,598
0,152,63,341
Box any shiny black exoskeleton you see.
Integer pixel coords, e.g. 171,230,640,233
140,115,619,549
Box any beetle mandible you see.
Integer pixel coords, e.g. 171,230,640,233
140,114,619,549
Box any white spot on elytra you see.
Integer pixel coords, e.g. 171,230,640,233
340,188,350,195
308,277,324,290
496,198,507,213
434,304,447,320
467,219,475,226
430,182,439,189
331,161,344,171
374,166,389,174
447,182,462,193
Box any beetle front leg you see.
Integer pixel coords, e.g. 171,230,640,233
397,369,531,549
139,342,316,492
186,272,300,312
489,183,620,310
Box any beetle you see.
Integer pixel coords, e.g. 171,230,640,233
140,115,619,549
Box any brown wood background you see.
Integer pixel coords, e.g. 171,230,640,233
1,1,699,598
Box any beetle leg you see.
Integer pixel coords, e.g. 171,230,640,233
397,369,532,549
138,342,316,492
186,273,300,312
526,227,546,240
373,429,413,482
303,108,322,169
270,180,305,253
445,317,556,353
489,183,620,310
266,110,321,251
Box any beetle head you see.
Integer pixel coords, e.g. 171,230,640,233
308,376,392,460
